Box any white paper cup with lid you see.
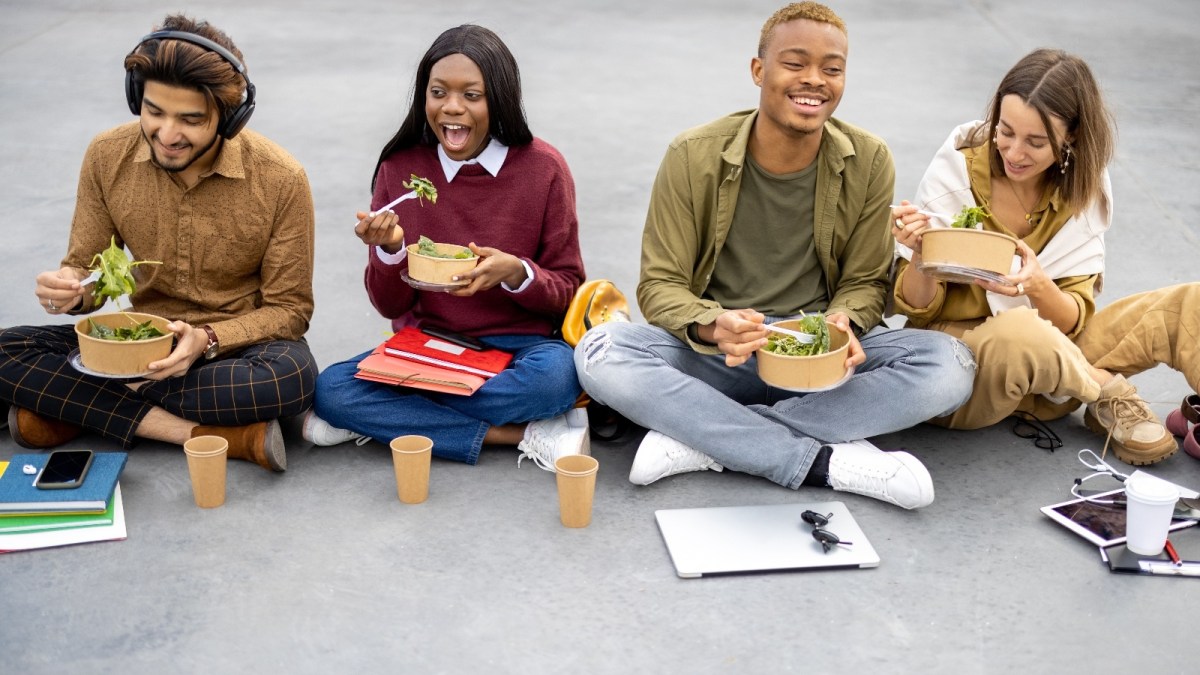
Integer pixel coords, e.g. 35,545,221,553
1124,473,1179,555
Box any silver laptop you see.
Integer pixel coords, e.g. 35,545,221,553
654,501,880,578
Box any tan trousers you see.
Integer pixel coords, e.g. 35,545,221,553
929,283,1200,430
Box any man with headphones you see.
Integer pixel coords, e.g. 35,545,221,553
0,14,317,472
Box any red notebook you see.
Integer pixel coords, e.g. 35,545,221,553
383,327,513,379
356,346,486,396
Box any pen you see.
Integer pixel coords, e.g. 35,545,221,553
1164,539,1182,566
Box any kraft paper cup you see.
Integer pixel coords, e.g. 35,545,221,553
391,435,433,504
1124,473,1179,555
184,435,228,509
555,455,599,528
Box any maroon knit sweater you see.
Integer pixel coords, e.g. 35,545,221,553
364,138,585,337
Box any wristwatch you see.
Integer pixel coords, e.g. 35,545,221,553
200,325,219,360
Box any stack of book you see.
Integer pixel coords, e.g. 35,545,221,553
356,326,513,396
0,452,128,553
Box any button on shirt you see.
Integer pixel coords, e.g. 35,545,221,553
64,121,315,352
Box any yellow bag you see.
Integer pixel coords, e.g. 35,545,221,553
562,279,631,347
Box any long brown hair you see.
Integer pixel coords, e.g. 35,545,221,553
970,48,1115,215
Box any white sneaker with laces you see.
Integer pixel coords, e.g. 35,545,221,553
517,408,590,471
302,410,370,447
628,430,724,485
825,439,934,510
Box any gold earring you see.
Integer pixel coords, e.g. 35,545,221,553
1061,145,1072,174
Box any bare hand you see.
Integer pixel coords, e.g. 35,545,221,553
354,209,405,253
35,267,89,315
975,239,1045,299
891,200,931,255
824,311,866,370
709,309,770,367
448,243,527,296
143,321,206,379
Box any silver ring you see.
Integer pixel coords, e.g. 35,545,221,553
894,218,903,229
47,299,56,311
1016,283,1025,296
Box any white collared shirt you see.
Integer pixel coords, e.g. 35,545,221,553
375,138,533,292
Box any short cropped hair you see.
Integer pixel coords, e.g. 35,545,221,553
123,14,247,119
758,2,847,57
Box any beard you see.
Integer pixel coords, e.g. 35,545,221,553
144,129,220,174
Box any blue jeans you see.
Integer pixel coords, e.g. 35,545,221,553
315,335,581,464
575,323,975,488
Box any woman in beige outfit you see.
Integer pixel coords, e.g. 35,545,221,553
891,48,1199,466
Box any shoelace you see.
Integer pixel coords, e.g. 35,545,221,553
1093,392,1156,459
516,426,555,470
665,441,716,470
516,450,553,471
831,460,889,498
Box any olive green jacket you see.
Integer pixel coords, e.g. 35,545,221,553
637,109,896,352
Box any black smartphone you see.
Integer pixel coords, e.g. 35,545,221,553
34,450,95,489
421,325,487,351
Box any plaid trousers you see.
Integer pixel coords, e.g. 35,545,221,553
0,323,316,447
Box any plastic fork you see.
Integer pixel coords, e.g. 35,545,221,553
889,204,955,223
763,323,815,344
354,191,419,226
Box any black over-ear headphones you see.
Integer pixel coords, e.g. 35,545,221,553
125,30,256,139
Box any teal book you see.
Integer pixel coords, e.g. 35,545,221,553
0,452,127,513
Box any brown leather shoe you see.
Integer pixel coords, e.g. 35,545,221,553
191,420,286,472
9,406,83,449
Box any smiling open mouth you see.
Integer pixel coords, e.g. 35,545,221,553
443,124,471,148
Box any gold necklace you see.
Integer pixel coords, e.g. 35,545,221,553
1004,178,1036,223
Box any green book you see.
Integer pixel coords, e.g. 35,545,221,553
0,493,116,534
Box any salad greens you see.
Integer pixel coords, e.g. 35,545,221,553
416,235,475,259
87,236,161,307
88,318,165,342
403,174,438,206
762,313,830,357
950,205,991,229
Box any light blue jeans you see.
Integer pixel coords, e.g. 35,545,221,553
575,322,975,488
315,335,581,464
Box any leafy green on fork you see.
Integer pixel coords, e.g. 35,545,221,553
87,236,161,308
950,205,991,229
402,174,438,207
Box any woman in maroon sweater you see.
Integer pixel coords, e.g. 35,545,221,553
304,25,588,468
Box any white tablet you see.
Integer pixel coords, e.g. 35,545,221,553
1040,488,1196,548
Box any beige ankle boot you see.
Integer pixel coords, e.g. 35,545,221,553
1083,375,1177,465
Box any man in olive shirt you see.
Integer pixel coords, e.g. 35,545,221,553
574,2,975,508
0,14,315,470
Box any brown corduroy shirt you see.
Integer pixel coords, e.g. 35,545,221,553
64,122,315,355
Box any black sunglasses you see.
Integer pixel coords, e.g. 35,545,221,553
801,510,853,553
1009,411,1063,451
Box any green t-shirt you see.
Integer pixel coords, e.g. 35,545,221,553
704,154,827,316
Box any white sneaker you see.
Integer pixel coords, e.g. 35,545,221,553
825,439,934,510
628,430,724,485
517,408,590,471
301,410,370,447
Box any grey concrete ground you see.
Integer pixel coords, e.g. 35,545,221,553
2,0,1198,672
